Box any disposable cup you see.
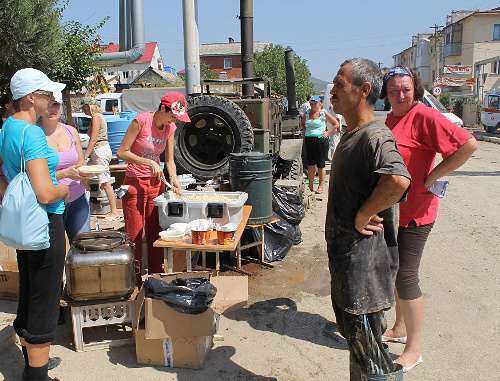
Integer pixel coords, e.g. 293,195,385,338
191,230,211,245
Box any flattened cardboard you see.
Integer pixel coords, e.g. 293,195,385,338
135,327,212,369
211,275,248,314
0,259,19,301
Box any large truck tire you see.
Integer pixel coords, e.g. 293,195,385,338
174,95,254,180
274,156,306,196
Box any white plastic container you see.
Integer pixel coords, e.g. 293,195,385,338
153,191,248,229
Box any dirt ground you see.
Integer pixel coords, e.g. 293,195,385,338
0,139,498,380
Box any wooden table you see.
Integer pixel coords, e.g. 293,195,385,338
153,206,252,274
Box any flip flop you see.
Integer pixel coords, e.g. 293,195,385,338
315,188,323,194
382,335,407,344
103,216,122,222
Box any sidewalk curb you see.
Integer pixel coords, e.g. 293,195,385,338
472,131,500,144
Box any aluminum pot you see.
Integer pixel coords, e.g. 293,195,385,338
65,231,136,301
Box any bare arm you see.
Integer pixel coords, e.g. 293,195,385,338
323,112,341,137
84,114,102,160
116,120,164,179
301,114,307,131
164,133,181,193
355,174,411,235
424,137,478,189
0,156,8,195
26,158,69,204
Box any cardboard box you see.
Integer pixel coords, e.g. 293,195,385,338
211,275,248,314
135,271,217,340
135,326,213,369
0,259,19,301
134,271,217,369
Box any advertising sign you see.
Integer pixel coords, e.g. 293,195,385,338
443,65,473,75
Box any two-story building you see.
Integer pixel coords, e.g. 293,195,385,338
200,38,271,79
101,42,164,84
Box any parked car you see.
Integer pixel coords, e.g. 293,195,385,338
71,112,91,149
480,90,500,133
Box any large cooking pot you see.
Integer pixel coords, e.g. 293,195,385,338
65,231,136,301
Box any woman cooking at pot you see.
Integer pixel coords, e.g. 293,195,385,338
301,95,340,194
380,66,478,372
117,92,190,286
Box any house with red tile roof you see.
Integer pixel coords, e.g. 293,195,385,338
101,42,165,83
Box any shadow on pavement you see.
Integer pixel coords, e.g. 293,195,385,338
107,345,278,380
225,297,348,350
0,341,24,381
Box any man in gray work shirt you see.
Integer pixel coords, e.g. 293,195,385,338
326,58,411,380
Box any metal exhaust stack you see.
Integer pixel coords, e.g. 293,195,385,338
96,0,145,65
240,0,254,98
183,0,201,97
285,49,298,115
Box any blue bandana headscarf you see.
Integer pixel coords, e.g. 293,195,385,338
383,66,414,84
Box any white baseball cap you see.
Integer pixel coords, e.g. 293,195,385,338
53,91,63,104
10,68,66,100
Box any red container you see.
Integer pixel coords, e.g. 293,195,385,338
217,230,236,245
191,230,211,245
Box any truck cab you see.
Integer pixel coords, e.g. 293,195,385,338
481,90,500,133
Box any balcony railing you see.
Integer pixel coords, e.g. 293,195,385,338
443,42,462,57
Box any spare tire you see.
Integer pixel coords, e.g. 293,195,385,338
174,95,254,180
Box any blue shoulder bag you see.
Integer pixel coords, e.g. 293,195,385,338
0,126,50,250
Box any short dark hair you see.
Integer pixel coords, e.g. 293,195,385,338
340,58,382,105
380,66,425,101
158,103,172,112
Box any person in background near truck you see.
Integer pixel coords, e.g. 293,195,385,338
298,94,312,117
117,92,190,286
0,68,70,381
82,100,120,221
325,110,342,161
40,92,91,326
301,94,340,194
380,66,478,372
326,58,411,380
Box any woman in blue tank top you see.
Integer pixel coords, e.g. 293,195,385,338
301,95,340,194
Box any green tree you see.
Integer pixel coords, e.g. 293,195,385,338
254,44,314,104
200,60,218,80
0,0,62,94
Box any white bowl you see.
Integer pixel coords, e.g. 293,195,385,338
159,230,184,241
168,223,188,233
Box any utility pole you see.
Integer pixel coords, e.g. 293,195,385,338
431,23,443,82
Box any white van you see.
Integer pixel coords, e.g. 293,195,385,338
480,90,500,133
324,85,464,127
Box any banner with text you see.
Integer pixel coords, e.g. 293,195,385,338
441,77,476,86
443,65,473,75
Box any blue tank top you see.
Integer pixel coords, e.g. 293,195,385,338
305,109,327,137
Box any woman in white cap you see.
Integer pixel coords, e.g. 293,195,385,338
82,100,120,220
0,68,69,381
117,92,190,286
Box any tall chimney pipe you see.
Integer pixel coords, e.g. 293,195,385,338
240,0,254,98
183,0,201,97
285,49,298,115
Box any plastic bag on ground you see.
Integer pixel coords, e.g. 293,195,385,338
144,277,217,315
272,186,305,225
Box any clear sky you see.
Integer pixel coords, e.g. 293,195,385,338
60,0,500,83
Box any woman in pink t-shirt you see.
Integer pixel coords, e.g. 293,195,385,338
380,66,477,372
117,92,190,285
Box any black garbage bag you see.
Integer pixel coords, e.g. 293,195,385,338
144,277,217,315
272,186,305,225
250,211,302,262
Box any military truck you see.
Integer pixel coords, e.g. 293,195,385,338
174,54,305,195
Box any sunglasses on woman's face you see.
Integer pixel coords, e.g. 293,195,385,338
33,90,53,98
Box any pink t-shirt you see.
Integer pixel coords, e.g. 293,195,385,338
385,102,473,227
125,112,176,178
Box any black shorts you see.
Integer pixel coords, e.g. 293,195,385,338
13,213,66,344
305,136,329,168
